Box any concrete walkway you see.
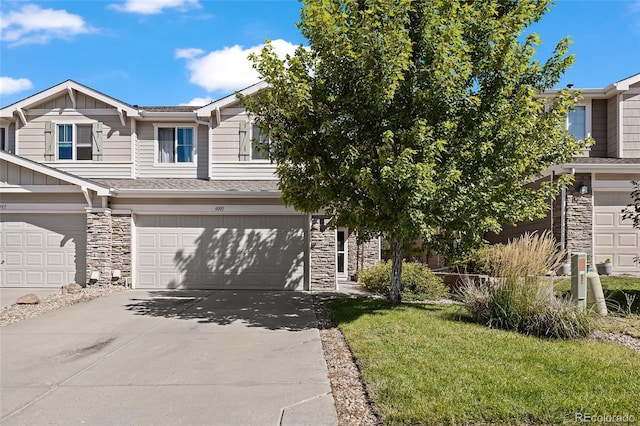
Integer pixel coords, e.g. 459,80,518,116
0,290,337,425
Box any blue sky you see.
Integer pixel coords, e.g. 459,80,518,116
1,0,639,107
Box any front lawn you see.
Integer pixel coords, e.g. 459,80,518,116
329,298,640,425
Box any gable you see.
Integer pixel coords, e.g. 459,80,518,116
31,92,114,111
0,159,70,186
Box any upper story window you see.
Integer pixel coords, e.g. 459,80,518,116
57,123,93,160
0,127,8,152
567,105,586,140
157,126,195,164
251,123,271,161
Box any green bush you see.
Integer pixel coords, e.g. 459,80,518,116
359,261,449,300
459,276,593,339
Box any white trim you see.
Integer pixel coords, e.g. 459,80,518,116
124,204,299,215
26,109,122,116
16,108,27,126
0,151,110,195
591,172,595,264
14,119,20,155
0,80,138,118
336,228,348,280
0,185,81,193
131,118,137,178
618,93,624,158
306,213,312,291
131,213,138,289
67,86,76,108
0,203,87,213
196,81,269,117
153,123,198,165
550,163,640,174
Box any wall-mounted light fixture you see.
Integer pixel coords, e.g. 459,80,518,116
578,183,588,195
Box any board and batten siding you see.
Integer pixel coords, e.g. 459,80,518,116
590,99,607,158
32,92,111,110
623,93,640,158
137,122,208,178
0,159,67,185
607,95,619,158
1,122,16,154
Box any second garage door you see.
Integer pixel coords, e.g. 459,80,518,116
136,215,307,290
594,192,640,273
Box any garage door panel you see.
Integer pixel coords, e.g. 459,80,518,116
1,214,86,287
136,215,306,290
594,193,640,273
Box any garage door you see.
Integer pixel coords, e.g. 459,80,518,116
136,215,306,290
0,214,87,287
594,192,640,273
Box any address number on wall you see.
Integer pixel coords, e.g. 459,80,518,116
214,206,225,212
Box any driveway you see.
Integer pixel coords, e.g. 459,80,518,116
0,290,337,425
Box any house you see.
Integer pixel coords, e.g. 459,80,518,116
0,80,380,290
488,73,640,274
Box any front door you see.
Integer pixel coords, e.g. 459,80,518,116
337,228,348,279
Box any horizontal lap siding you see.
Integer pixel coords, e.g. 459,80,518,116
137,122,201,178
623,93,640,158
608,96,618,158
212,107,245,162
590,99,607,158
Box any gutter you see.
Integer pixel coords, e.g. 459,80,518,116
111,189,282,198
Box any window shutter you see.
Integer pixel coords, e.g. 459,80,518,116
239,121,250,161
92,122,103,161
44,121,55,161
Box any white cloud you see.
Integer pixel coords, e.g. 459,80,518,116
110,0,200,15
176,39,300,93
0,77,34,95
0,4,94,46
180,96,213,106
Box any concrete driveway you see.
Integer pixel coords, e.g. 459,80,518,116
0,290,337,426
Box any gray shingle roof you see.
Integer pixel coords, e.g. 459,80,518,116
97,179,280,193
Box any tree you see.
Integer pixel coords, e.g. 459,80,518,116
622,180,640,264
243,0,591,304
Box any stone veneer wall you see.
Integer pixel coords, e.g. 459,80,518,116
346,229,380,278
565,173,593,262
347,231,358,277
86,209,112,286
310,217,336,291
111,214,132,285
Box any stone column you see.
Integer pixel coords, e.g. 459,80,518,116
86,208,112,286
111,214,132,285
565,173,593,262
310,216,336,291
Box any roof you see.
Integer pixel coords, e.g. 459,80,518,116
97,178,280,197
196,81,269,117
139,106,201,112
567,157,640,165
552,156,640,174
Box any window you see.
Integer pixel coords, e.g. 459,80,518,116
157,126,194,163
251,123,270,160
567,105,586,140
0,127,7,152
57,124,93,160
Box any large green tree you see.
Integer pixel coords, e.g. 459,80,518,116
243,0,590,304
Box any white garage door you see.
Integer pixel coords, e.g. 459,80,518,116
136,215,306,290
0,214,87,287
594,192,640,273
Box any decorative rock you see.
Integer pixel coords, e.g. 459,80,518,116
16,294,40,305
61,283,83,294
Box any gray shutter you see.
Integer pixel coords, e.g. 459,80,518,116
239,121,250,161
92,122,103,161
44,121,55,161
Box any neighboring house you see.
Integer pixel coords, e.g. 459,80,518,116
489,73,640,274
0,80,379,290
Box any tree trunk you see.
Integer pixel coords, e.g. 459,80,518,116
389,238,403,305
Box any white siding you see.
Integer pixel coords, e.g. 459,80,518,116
623,93,640,158
47,163,134,179
210,163,277,180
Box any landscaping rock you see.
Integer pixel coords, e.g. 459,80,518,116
16,294,40,305
61,283,83,294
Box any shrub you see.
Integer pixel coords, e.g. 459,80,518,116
359,261,449,300
459,231,566,278
459,276,593,339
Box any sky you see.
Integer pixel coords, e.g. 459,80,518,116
1,0,639,108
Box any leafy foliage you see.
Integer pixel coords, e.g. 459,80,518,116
243,0,591,303
359,261,449,300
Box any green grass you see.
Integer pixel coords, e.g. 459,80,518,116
329,298,640,425
554,276,640,314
